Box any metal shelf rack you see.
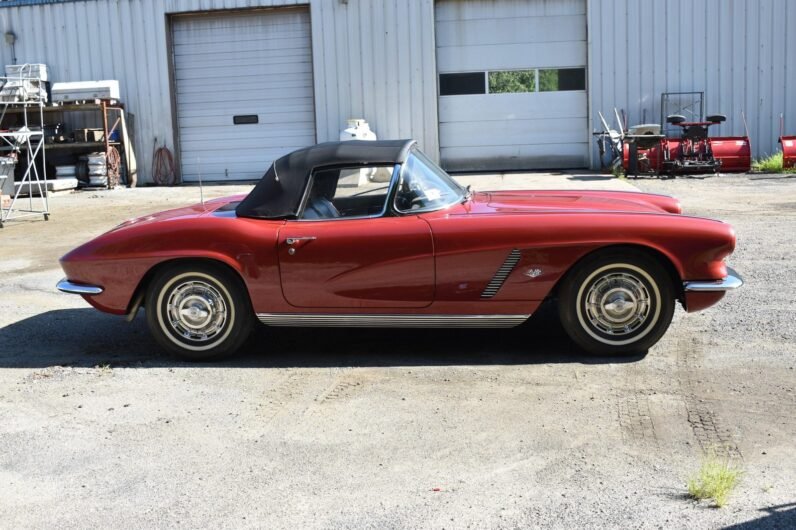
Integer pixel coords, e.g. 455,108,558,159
0,100,129,189
0,74,49,228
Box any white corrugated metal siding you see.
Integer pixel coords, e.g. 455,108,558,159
0,0,439,184
2,0,792,177
435,0,589,171
173,7,315,181
588,0,796,165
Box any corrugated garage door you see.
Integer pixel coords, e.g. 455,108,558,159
172,8,315,182
435,0,588,171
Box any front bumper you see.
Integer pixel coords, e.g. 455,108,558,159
56,278,104,295
683,267,743,292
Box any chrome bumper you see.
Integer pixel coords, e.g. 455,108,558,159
57,278,104,295
683,267,743,292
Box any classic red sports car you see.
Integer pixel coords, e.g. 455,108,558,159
58,140,742,360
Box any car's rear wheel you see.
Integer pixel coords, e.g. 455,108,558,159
145,262,253,361
558,250,675,355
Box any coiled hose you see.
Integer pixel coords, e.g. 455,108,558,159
152,139,177,186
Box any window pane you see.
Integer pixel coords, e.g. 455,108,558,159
395,150,463,213
488,70,536,93
302,166,394,220
539,68,586,92
439,72,485,96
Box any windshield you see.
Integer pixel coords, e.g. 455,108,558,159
394,149,465,213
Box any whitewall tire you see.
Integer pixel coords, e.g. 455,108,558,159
146,262,253,360
558,250,675,355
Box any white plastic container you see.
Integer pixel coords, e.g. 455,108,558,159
52,80,120,103
5,64,49,81
55,165,77,178
0,80,47,102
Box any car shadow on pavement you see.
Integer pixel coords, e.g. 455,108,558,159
721,502,796,529
0,304,648,369
565,174,624,182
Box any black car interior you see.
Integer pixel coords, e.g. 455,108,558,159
302,167,390,219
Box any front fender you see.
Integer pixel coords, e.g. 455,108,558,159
59,216,281,314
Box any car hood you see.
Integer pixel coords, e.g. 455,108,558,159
106,194,247,233
464,190,682,215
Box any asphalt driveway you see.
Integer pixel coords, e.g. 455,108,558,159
0,172,794,529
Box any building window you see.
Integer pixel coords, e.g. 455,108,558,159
488,70,536,94
440,68,586,96
539,68,586,92
439,72,486,95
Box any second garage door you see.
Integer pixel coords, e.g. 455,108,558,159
172,7,316,182
435,0,589,172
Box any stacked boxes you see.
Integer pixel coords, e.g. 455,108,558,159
81,152,107,187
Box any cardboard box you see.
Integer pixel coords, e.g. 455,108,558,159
74,128,105,143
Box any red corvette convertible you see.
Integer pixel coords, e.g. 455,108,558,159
58,140,742,360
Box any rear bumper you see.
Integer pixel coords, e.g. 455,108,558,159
56,278,104,295
683,267,743,292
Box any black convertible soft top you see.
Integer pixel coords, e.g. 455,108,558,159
236,139,416,219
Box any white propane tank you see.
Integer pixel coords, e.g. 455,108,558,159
339,119,380,185
339,118,377,141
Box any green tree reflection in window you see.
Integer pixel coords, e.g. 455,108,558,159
488,70,535,93
539,68,586,91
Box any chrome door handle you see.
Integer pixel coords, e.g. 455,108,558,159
285,236,317,245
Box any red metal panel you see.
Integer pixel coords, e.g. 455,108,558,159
781,136,796,169
709,137,752,172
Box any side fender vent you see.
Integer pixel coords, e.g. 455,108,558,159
481,249,521,299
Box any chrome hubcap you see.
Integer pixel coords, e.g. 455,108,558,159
584,272,651,336
166,280,227,342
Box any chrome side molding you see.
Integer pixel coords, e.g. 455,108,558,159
683,267,744,292
257,313,530,328
56,278,104,295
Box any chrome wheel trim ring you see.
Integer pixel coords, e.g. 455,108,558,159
156,272,236,352
575,263,662,346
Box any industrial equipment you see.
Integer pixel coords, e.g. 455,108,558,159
596,92,752,177
623,114,752,176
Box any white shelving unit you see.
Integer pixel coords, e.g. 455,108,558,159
0,72,49,228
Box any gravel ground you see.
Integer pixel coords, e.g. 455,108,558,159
0,174,794,529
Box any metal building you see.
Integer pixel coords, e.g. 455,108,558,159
0,0,793,183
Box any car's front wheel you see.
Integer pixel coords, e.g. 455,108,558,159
145,262,253,360
558,250,675,356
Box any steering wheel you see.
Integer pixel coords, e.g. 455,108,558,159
409,196,427,209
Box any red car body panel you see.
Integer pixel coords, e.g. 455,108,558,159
277,216,435,308
59,189,736,318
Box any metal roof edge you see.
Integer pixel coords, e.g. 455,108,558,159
0,0,95,9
